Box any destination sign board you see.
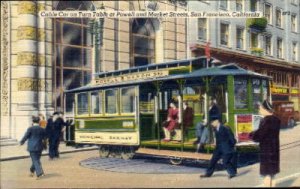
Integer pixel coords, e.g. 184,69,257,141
94,70,169,85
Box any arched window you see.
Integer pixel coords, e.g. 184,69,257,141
131,18,155,67
53,1,93,112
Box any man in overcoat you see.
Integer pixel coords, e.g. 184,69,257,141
173,101,194,141
20,116,46,179
200,116,237,179
46,112,68,159
250,100,281,187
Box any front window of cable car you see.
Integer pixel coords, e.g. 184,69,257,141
77,92,89,115
234,78,248,109
121,87,135,114
105,89,117,114
91,91,102,114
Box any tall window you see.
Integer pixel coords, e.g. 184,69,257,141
220,23,229,46
250,32,259,48
54,1,93,112
220,0,228,10
292,42,298,61
276,9,282,27
277,38,283,59
291,14,297,32
265,35,272,55
236,0,243,11
131,18,155,67
250,0,258,11
198,18,207,40
236,27,244,49
264,4,272,24
291,0,298,5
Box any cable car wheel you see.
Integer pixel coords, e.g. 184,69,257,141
169,157,183,165
120,146,135,160
98,145,110,158
103,146,135,160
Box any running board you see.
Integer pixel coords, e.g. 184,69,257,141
136,148,212,160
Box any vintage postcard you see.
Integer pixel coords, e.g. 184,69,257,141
1,0,300,188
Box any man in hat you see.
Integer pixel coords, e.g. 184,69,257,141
249,100,281,187
20,116,46,179
46,112,68,159
200,116,237,179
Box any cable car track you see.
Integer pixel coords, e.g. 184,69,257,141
280,140,300,151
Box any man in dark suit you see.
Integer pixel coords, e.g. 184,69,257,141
20,116,46,179
46,112,68,160
200,116,237,179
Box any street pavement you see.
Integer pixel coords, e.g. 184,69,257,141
0,123,299,188
0,142,98,161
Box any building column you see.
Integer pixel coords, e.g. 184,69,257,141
12,1,40,140
36,1,54,118
0,1,11,138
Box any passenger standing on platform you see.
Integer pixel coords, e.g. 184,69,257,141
163,101,179,142
194,97,220,145
194,119,210,152
20,116,46,179
208,97,221,122
200,116,237,179
249,100,281,187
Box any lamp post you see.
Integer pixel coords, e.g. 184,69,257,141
88,2,105,73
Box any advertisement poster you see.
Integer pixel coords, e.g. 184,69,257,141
235,114,253,142
1,0,300,188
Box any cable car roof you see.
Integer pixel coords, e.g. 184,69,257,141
65,59,271,93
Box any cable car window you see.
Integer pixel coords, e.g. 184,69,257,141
121,87,135,114
77,92,88,115
105,89,117,114
234,78,248,109
140,92,154,113
262,80,269,100
91,91,102,114
183,86,202,114
252,79,261,109
65,93,75,113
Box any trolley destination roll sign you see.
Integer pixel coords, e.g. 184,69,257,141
93,69,169,85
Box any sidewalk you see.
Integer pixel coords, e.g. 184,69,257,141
0,143,98,161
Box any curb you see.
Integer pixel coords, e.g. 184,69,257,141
0,147,98,162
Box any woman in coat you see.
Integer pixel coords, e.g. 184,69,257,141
163,101,179,141
250,100,281,187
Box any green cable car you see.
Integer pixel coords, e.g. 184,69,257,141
65,57,271,163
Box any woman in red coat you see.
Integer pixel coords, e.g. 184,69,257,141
250,100,281,187
163,102,179,141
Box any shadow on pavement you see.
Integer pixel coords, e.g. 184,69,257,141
236,169,251,177
43,173,62,179
276,177,297,187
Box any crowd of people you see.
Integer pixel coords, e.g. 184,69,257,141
161,97,281,187
20,112,72,179
20,98,281,187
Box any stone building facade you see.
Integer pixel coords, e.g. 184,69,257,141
188,0,300,112
0,0,188,141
